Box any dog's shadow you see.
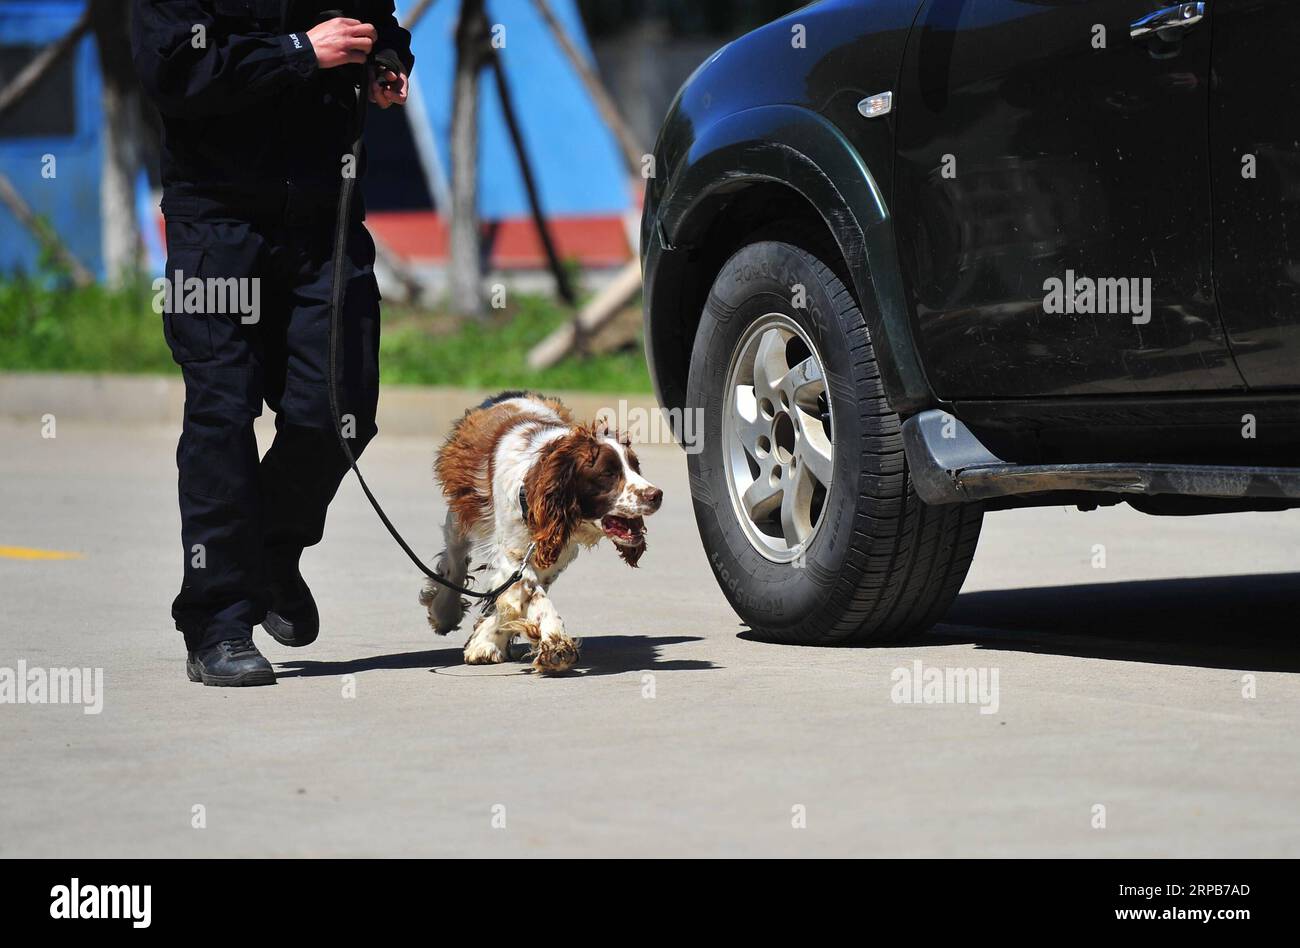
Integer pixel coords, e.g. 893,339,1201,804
275,634,718,679
559,634,718,678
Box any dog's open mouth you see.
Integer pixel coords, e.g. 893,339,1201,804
601,515,645,547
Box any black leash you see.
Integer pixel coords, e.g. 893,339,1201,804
326,51,533,606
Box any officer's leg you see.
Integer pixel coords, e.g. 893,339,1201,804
258,222,380,641
174,368,264,644
163,218,273,681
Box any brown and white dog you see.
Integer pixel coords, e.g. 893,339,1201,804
421,391,663,673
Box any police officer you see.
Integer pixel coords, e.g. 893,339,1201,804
132,1,413,686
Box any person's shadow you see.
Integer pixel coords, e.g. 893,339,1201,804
928,572,1300,672
276,646,464,679
275,634,717,679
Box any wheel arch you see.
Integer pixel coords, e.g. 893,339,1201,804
643,104,932,417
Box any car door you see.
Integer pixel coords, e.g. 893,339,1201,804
1209,0,1300,390
893,0,1243,398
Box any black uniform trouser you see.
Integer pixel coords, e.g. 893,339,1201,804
161,205,380,651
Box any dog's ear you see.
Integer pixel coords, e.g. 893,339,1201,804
591,415,633,448
616,537,646,568
524,433,585,570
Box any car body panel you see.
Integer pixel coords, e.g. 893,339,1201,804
894,0,1243,398
642,0,929,414
1210,0,1300,390
642,0,1300,471
648,104,929,413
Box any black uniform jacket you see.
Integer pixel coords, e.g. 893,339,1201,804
132,0,414,218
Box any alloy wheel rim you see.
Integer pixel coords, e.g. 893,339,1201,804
722,313,835,563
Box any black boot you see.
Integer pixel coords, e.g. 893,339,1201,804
186,636,276,686
261,568,320,647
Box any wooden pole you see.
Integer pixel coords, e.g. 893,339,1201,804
530,0,644,175
487,48,577,307
400,0,439,30
526,260,640,370
371,231,429,303
90,0,144,285
0,172,95,287
448,0,489,317
523,0,648,367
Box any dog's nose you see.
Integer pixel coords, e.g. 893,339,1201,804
644,487,663,511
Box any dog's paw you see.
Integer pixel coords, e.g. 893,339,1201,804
532,636,580,675
430,611,465,636
464,640,507,665
422,581,465,636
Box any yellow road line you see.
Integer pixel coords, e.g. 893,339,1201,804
0,546,85,561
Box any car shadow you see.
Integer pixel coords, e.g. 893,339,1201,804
275,634,718,679
735,572,1300,672
931,572,1300,672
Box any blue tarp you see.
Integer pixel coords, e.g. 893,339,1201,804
404,0,628,218
0,0,629,281
0,0,103,279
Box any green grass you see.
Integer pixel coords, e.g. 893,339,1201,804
0,277,652,393
380,294,651,393
0,278,176,375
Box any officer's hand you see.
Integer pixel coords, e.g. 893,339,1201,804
306,17,377,69
369,66,409,109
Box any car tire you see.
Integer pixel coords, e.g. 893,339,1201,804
685,239,983,645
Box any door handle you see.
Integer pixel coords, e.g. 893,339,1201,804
1131,2,1206,41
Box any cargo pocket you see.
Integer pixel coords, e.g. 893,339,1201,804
161,245,214,365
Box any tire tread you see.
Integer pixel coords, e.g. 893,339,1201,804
689,236,983,646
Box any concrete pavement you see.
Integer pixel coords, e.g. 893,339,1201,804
2,417,1299,857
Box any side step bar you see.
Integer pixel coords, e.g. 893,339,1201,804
901,409,1300,505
